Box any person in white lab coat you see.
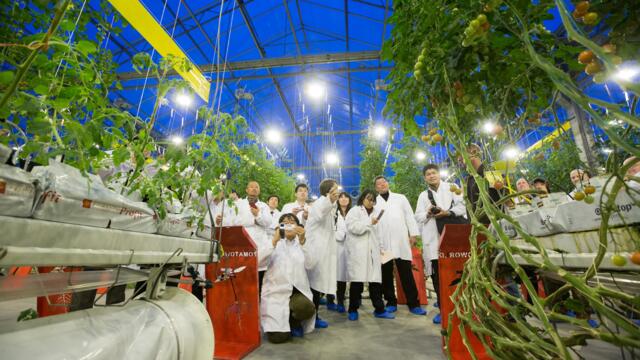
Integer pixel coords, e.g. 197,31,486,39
623,156,640,191
373,176,426,315
261,213,316,343
281,184,311,225
327,192,351,313
304,178,340,328
568,169,591,199
415,164,466,324
345,190,395,321
266,195,281,237
224,181,274,295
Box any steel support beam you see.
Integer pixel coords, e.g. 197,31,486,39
344,0,356,171
118,50,381,80
292,165,359,171
285,129,366,137
236,0,315,165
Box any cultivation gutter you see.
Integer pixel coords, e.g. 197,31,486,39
0,216,214,267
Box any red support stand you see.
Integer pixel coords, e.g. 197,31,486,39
36,266,74,317
438,224,492,360
396,246,429,305
205,226,260,360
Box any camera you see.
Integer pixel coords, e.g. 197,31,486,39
279,224,285,238
279,223,296,237
430,206,442,215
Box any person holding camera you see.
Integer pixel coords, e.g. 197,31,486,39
261,213,316,343
415,164,466,324
281,183,311,225
303,179,340,328
226,181,274,295
344,189,395,321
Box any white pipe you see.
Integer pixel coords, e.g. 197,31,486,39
0,288,213,360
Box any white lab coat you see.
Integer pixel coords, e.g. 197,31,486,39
281,201,310,225
345,206,382,283
303,195,337,294
226,198,273,271
266,209,281,237
375,191,420,261
415,182,466,264
335,210,348,282
260,237,315,334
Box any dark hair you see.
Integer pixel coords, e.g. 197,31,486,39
267,195,279,202
423,164,439,175
357,189,377,206
231,190,238,194
336,192,352,217
532,178,551,192
319,178,337,196
278,213,301,226
373,176,386,186
295,183,308,193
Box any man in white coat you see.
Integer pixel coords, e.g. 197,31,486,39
304,178,340,328
266,195,281,237
261,213,316,343
373,176,426,315
224,181,274,295
281,184,310,225
415,164,465,324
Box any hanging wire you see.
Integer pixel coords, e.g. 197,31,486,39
53,0,89,78
135,0,170,117
213,1,237,119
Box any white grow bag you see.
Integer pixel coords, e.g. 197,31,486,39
0,164,37,217
32,160,157,233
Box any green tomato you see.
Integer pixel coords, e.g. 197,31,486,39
583,195,594,204
477,14,487,25
414,69,422,79
612,254,627,267
418,54,426,62
470,19,481,29
464,104,475,113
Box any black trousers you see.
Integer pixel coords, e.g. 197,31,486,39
311,288,322,315
431,259,440,305
382,258,420,308
259,270,265,298
326,281,346,305
349,282,385,314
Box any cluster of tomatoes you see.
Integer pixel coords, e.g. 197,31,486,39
573,184,596,204
449,183,463,196
421,128,443,146
612,252,640,267
572,1,599,26
462,13,490,48
413,47,427,81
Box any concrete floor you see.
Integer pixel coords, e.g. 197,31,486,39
0,286,633,359
246,300,446,360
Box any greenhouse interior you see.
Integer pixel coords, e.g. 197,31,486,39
0,0,639,359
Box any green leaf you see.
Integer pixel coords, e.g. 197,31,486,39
76,40,97,56
34,84,49,95
60,19,75,32
113,146,129,166
0,71,15,85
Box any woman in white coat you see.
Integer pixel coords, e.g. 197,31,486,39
260,213,316,343
327,192,351,313
345,190,395,321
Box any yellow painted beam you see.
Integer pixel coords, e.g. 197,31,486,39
525,121,572,153
108,0,210,101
